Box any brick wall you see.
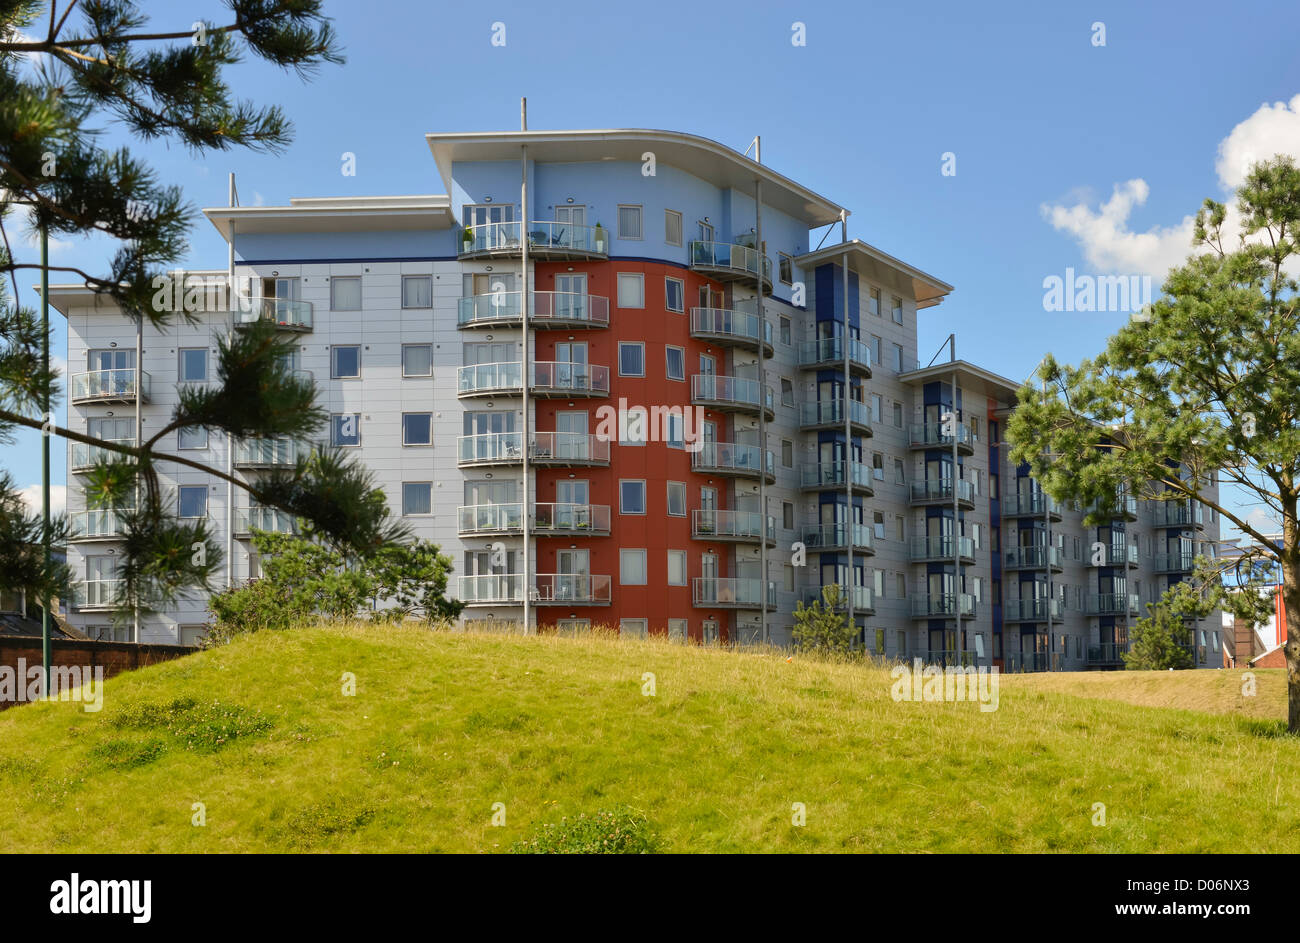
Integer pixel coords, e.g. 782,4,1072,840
0,637,194,710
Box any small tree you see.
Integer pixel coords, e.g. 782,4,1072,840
1125,604,1197,670
791,585,857,656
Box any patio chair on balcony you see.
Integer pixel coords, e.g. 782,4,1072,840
550,227,567,248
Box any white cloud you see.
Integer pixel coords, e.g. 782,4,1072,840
16,483,66,518
253,191,265,207
1041,94,1300,280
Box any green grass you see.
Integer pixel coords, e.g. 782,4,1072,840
0,624,1295,852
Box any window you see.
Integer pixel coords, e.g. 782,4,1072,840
972,523,982,549
665,209,683,247
665,346,685,381
873,511,886,540
896,516,905,541
668,618,687,641
781,378,795,407
402,344,433,377
178,485,207,519
331,345,360,379
665,413,685,449
870,334,883,365
973,577,983,603
331,276,361,310
664,277,684,312
893,402,904,428
621,549,648,585
620,479,646,515
873,453,885,480
178,427,208,450
617,204,643,240
873,568,885,597
620,618,648,639
892,343,904,372
619,342,645,376
331,413,361,447
178,348,207,382
894,458,905,484
783,565,795,592
667,550,687,586
871,393,883,423
402,482,432,516
969,416,981,439
891,295,903,324
667,481,686,517
780,316,792,346
782,440,793,468
617,273,644,308
402,412,433,446
778,253,793,285
401,275,432,308
783,501,794,530
869,287,881,317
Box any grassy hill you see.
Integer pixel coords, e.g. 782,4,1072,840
0,624,1295,853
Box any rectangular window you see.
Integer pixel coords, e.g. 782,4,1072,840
621,549,648,585
330,276,361,311
667,550,687,586
178,427,208,450
869,288,881,317
783,565,796,592
331,413,361,447
619,341,645,376
778,253,793,285
779,316,792,346
871,393,883,423
892,343,904,372
893,402,904,428
873,453,885,480
620,479,647,515
894,458,905,484
668,618,687,641
781,378,795,407
401,275,432,308
973,577,983,603
178,485,208,519
402,344,433,377
331,345,360,379
870,334,883,365
873,568,885,597
402,482,432,516
896,516,905,541
897,573,907,600
891,295,903,323
665,209,683,247
665,346,685,381
873,511,886,540
782,440,793,468
402,412,433,446
178,348,207,382
664,277,684,313
620,618,649,639
666,481,686,517
783,501,794,530
617,273,644,308
617,204,643,240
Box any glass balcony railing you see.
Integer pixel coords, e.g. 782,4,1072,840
459,221,610,258
688,240,773,286
1086,490,1138,519
233,437,302,468
71,439,135,471
1087,641,1131,664
456,362,611,397
1004,546,1062,569
456,432,611,467
803,523,875,552
1002,492,1063,518
68,509,128,540
73,579,124,610
458,574,525,604
533,503,611,535
456,290,610,328
1153,500,1204,528
533,573,612,605
1003,598,1062,622
1084,593,1139,616
909,535,975,562
692,509,777,542
70,369,150,404
689,305,772,351
910,594,976,618
457,361,522,396
690,442,775,479
908,422,975,451
690,375,775,414
692,577,777,610
1154,550,1196,573
798,337,873,373
798,460,874,493
909,479,976,505
800,585,874,613
799,399,872,430
912,649,981,668
233,507,297,537
457,503,524,535
1100,543,1140,567
233,297,313,331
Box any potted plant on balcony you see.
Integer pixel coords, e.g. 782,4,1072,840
461,226,475,250
593,222,606,253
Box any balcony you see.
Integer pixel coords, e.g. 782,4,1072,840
1003,546,1063,572
798,460,874,496
233,437,303,470
456,362,610,399
910,594,976,619
692,577,778,611
1152,499,1204,529
1086,491,1138,521
1154,550,1196,574
70,369,150,405
1003,598,1063,623
70,439,134,473
233,507,297,539
908,423,975,455
688,240,772,292
68,509,129,542
456,432,611,468
691,509,777,546
912,649,981,668
798,399,872,435
689,305,773,356
690,375,775,420
910,535,975,564
801,585,874,614
1087,641,1131,666
534,503,612,537
73,579,124,611
458,574,525,606
533,573,613,606
1084,593,1139,616
803,523,876,554
690,442,775,483
1100,543,1140,568
459,221,610,261
457,503,523,536
457,290,611,330
232,297,313,332
909,479,976,510
1003,651,1061,673
1002,492,1063,520
798,337,872,376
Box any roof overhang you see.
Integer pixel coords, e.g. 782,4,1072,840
203,195,454,242
424,129,846,228
898,359,1023,403
38,271,229,317
796,239,953,309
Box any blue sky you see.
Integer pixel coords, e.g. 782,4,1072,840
10,0,1300,538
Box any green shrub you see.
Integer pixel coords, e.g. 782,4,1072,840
510,807,661,854
109,696,273,752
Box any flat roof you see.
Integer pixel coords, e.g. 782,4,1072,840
898,359,1024,402
424,128,847,227
796,239,953,309
39,271,229,316
204,194,454,241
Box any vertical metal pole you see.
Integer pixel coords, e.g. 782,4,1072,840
133,310,142,642
841,212,853,646
40,222,51,696
1043,370,1052,668
226,173,236,590
755,153,767,647
521,133,531,635
952,361,961,662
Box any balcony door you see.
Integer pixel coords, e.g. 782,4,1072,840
556,549,590,600
554,342,588,390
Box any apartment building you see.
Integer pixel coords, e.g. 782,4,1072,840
51,127,1223,667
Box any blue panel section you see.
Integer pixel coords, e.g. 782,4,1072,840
235,229,450,260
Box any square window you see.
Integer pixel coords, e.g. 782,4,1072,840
667,481,686,517
667,550,687,586
617,204,643,240
331,413,361,447
620,618,648,639
619,342,645,377
402,344,433,377
617,273,644,308
178,348,207,382
178,427,208,450
665,346,685,381
402,482,432,516
620,549,648,585
402,275,432,308
331,276,361,311
620,480,647,515
665,209,683,247
178,485,207,519
665,277,684,313
668,618,687,641
331,345,360,379
402,413,433,446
